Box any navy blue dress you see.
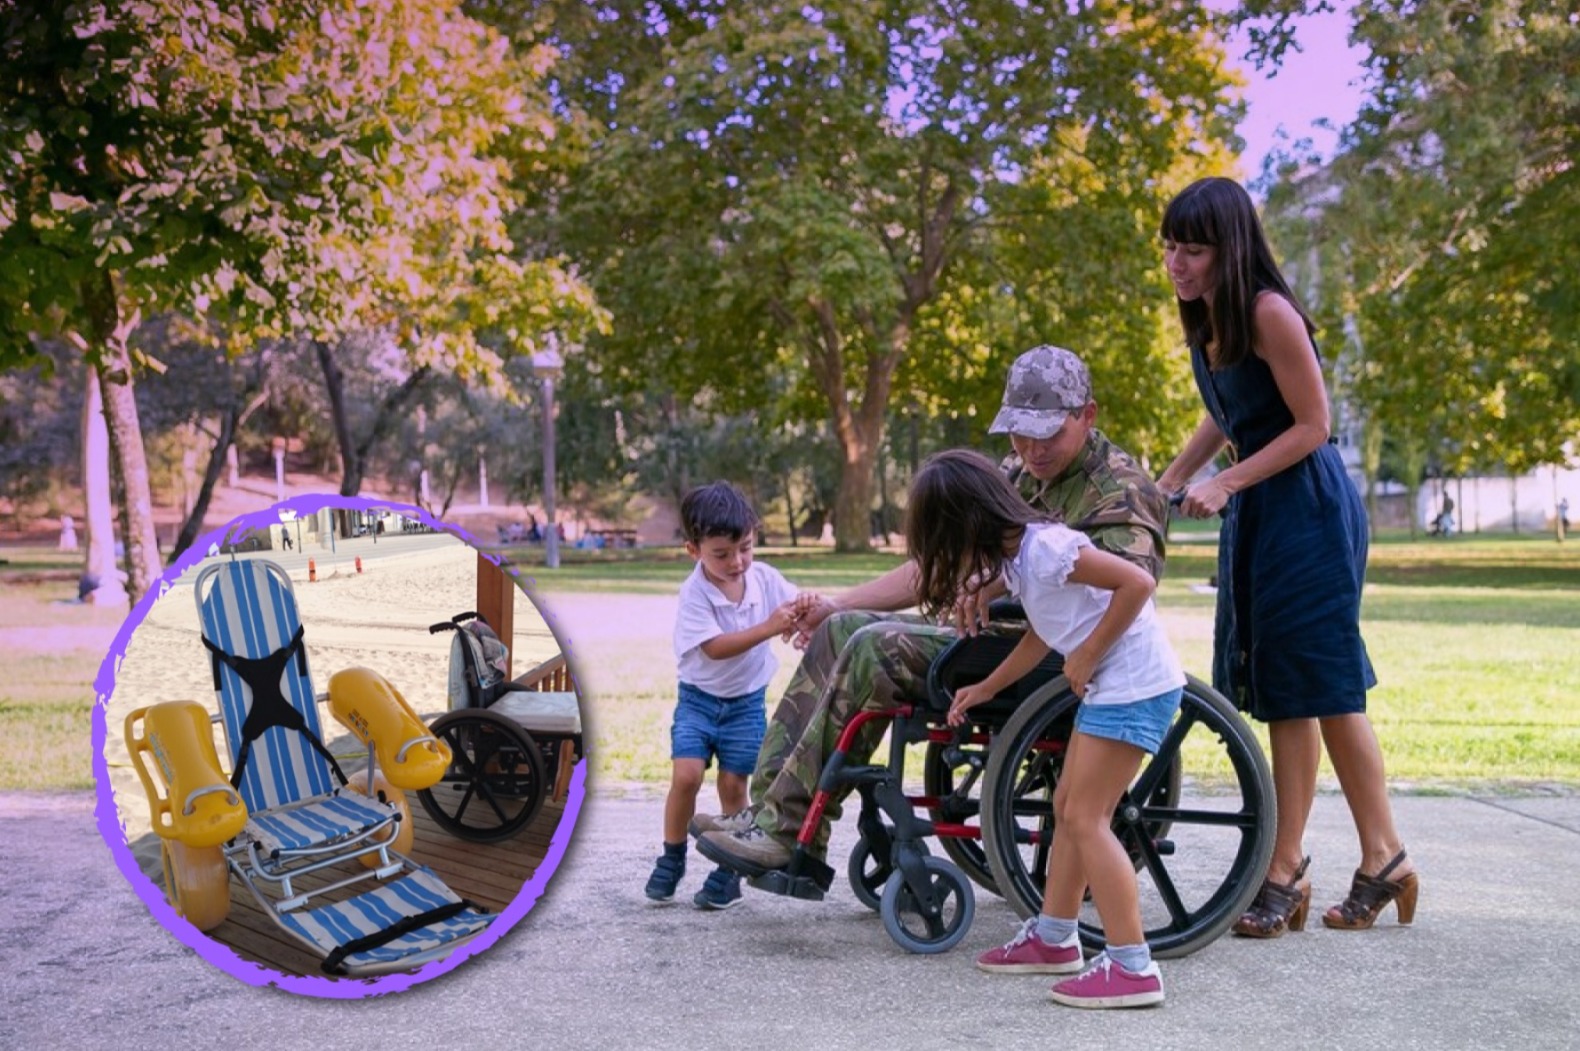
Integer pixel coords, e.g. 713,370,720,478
1190,336,1376,722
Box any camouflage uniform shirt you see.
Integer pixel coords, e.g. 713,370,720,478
1001,427,1169,582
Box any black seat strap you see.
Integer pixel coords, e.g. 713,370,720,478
202,625,346,790
321,900,481,975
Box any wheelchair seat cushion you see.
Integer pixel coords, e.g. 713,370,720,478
490,690,582,735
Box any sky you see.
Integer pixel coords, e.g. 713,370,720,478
1224,3,1372,179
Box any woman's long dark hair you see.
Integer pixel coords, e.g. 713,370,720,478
905,449,1048,617
1160,176,1315,369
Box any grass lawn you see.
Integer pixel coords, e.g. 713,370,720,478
3,533,1577,792
0,545,124,790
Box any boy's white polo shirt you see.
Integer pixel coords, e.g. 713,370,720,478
674,560,798,698
1004,523,1184,706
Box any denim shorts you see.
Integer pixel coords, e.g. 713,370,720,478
671,682,767,776
1073,687,1183,754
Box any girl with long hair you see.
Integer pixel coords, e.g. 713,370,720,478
908,448,1184,1009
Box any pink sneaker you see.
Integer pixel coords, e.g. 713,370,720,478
1048,954,1165,1009
975,918,1084,974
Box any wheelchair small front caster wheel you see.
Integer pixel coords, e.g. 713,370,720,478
880,856,974,954
847,837,892,912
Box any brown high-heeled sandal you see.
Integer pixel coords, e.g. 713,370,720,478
1323,848,1419,930
1233,856,1311,938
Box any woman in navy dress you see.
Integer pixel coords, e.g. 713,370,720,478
1156,177,1418,937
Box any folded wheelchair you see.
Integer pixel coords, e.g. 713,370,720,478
417,612,583,843
124,558,494,976
757,602,1275,959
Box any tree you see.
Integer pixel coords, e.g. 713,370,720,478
0,0,595,596
536,1,1242,550
1262,0,1579,489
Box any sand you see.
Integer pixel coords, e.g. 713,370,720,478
102,536,568,856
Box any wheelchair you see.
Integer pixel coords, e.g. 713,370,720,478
760,603,1275,959
417,612,583,843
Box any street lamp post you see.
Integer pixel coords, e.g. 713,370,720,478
532,343,564,569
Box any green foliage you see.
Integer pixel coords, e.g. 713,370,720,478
534,1,1245,547
1262,0,1579,481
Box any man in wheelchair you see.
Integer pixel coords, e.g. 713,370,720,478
695,345,1171,876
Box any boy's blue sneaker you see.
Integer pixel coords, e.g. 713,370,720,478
644,852,686,904
693,867,742,911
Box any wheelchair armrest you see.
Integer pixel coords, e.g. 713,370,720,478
986,599,1026,622
924,603,1065,715
125,700,247,848
327,667,452,791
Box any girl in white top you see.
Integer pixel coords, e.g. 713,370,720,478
907,449,1184,1009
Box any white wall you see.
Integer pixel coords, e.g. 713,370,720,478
1416,462,1580,533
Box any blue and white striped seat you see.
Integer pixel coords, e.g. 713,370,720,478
194,558,493,975
281,867,493,973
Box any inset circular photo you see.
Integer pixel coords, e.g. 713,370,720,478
94,496,586,996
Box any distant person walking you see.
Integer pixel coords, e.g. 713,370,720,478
1157,176,1417,940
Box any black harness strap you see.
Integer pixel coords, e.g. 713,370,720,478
202,625,347,790
320,900,482,975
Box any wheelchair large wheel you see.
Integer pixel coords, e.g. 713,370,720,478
879,855,975,955
418,708,546,843
847,835,891,912
848,831,931,912
921,736,997,896
163,840,230,932
979,675,1273,959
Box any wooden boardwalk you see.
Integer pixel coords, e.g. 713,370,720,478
206,796,567,979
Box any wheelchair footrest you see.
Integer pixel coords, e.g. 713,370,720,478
276,867,494,975
747,855,835,902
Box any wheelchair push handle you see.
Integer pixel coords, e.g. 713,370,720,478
428,611,484,635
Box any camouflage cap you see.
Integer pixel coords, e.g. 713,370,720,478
989,345,1093,439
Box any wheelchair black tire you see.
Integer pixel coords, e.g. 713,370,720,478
879,855,975,955
979,674,1274,959
417,708,547,843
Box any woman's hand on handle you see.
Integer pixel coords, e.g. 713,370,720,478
1177,477,1232,518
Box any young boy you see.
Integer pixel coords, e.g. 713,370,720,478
645,482,805,909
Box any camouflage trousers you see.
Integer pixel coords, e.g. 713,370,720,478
750,611,957,857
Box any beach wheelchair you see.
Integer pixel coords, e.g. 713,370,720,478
124,558,494,976
761,602,1274,958
417,612,583,843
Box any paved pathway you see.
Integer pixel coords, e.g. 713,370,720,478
2,789,1577,1050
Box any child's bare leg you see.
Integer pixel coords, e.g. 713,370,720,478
1059,732,1148,946
715,769,748,816
664,759,707,844
1043,751,1089,920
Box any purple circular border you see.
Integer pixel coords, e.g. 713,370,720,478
90,493,588,999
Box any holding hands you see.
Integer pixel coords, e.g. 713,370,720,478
785,592,836,648
774,592,829,646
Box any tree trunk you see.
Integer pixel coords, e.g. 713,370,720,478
316,340,361,495
832,425,881,553
316,338,432,497
80,371,127,606
81,271,161,600
782,470,798,548
168,408,238,562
